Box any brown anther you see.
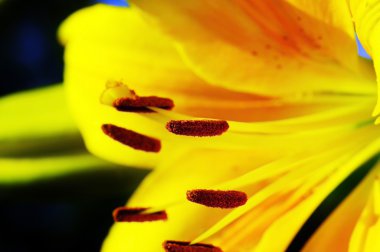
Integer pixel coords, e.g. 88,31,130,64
102,124,161,152
163,240,222,252
166,120,229,137
186,189,247,209
113,207,167,222
113,95,174,113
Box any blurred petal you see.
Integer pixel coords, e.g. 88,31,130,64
0,153,112,184
0,84,80,156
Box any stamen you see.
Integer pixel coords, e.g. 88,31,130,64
100,81,174,112
113,207,167,222
101,124,161,152
186,189,247,209
166,120,229,137
163,240,222,252
113,95,174,112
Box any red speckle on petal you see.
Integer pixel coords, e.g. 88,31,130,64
251,50,258,56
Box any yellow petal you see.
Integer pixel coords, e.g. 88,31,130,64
253,137,380,252
102,124,380,251
59,4,380,251
60,4,183,168
349,176,380,252
101,148,279,252
60,4,369,169
59,3,361,146
130,0,376,96
182,129,380,249
298,161,380,252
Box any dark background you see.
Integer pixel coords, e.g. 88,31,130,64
0,0,127,96
0,1,149,251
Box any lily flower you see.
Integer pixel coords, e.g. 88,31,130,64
59,1,380,251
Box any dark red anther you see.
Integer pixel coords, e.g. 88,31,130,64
163,240,222,252
101,124,161,152
166,120,229,137
113,95,174,112
186,189,247,209
113,207,167,222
